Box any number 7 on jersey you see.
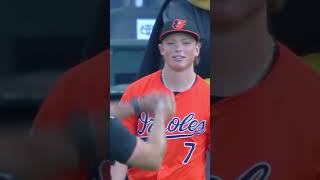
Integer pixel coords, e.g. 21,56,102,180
183,142,196,164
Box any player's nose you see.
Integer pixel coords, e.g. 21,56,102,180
174,44,183,52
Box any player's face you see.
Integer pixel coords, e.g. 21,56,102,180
213,0,266,28
159,33,200,72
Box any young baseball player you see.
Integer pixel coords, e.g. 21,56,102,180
138,0,210,79
211,0,320,179
112,18,210,180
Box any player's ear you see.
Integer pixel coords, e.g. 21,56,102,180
158,43,164,56
195,42,201,56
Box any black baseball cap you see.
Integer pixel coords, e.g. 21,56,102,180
160,18,200,42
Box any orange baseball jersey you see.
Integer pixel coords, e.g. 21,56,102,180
211,43,320,179
121,70,210,180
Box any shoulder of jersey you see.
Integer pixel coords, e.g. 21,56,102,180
279,43,320,89
197,76,210,91
52,50,107,86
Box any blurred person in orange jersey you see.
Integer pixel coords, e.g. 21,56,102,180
211,0,320,179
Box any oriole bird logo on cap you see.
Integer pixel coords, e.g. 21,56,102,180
172,19,187,30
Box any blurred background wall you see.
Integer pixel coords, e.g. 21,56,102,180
0,0,106,129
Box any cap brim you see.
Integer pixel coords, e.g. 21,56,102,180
160,30,200,42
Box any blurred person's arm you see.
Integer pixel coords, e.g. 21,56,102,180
110,93,175,179
127,107,168,169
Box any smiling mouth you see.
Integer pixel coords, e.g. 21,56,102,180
172,55,186,61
